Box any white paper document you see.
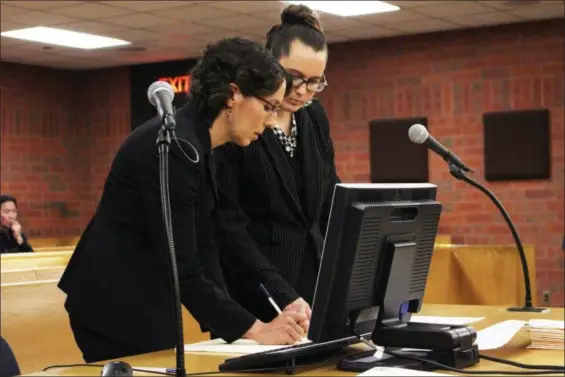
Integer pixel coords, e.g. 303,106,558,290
184,337,311,355
475,320,527,350
358,366,450,376
131,367,169,375
410,316,484,326
529,319,564,330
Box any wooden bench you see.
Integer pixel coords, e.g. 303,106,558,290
1,279,209,375
1,251,72,271
28,236,80,250
1,266,65,284
424,244,538,306
33,246,76,253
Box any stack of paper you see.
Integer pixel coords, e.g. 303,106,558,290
528,319,564,350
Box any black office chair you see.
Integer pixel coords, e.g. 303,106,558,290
0,337,21,377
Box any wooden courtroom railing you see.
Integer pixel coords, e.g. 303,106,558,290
1,266,66,284
28,236,80,249
434,234,451,245
424,244,538,306
0,279,209,375
1,251,72,271
33,245,75,253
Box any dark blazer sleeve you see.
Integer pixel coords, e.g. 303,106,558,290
140,143,256,342
214,145,300,308
309,102,341,236
17,233,34,252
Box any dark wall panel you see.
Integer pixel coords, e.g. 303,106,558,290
130,58,197,130
483,108,550,181
369,117,429,183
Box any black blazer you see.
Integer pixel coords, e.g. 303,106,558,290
0,229,33,254
213,100,340,322
58,99,256,356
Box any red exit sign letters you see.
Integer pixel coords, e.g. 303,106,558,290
159,75,191,94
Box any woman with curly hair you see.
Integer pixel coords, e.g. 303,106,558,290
59,37,305,363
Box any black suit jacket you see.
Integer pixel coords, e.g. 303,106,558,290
213,100,340,322
58,99,256,355
0,229,33,254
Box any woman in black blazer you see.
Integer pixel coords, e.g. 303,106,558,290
214,5,339,329
58,37,305,363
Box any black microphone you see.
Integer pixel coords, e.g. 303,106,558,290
147,81,176,129
408,124,546,314
408,124,472,173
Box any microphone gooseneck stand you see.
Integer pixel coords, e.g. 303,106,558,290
447,163,546,313
157,113,187,377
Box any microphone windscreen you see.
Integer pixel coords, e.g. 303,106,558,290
147,81,175,107
408,124,428,144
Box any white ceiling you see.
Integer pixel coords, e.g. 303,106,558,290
0,0,563,70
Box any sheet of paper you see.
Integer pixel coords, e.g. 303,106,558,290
409,316,484,326
358,366,450,376
132,367,170,375
184,337,311,355
529,319,564,329
475,320,526,350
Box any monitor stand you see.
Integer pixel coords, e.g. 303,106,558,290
337,322,480,373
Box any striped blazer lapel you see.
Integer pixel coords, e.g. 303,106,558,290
261,129,305,222
297,110,326,223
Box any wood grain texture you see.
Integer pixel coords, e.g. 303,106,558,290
22,304,565,376
1,280,209,375
424,244,538,306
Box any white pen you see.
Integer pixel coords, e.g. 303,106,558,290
259,283,282,314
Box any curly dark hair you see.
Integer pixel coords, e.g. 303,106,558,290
189,37,289,124
266,4,327,59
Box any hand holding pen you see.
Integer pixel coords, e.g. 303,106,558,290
240,284,306,345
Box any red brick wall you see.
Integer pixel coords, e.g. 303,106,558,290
0,62,130,237
1,19,562,306
318,19,564,306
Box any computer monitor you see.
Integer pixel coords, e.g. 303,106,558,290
308,182,441,342
220,183,479,374
309,183,478,372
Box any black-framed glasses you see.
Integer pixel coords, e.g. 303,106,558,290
290,73,328,93
256,96,280,115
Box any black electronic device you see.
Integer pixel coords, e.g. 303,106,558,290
220,183,479,374
100,361,133,377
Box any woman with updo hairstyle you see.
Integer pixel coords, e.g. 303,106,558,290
214,5,339,332
59,37,307,364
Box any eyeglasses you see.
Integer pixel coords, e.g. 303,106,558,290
289,73,328,93
256,96,280,115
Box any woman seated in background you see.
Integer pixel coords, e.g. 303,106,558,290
0,195,33,254
58,37,306,364
214,4,339,330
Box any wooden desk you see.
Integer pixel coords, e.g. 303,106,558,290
23,304,564,376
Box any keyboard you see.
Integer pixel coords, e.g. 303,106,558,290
219,335,360,372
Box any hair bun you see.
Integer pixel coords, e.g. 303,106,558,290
281,4,322,32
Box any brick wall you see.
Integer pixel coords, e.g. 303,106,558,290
0,62,130,237
1,19,562,305
318,19,564,305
